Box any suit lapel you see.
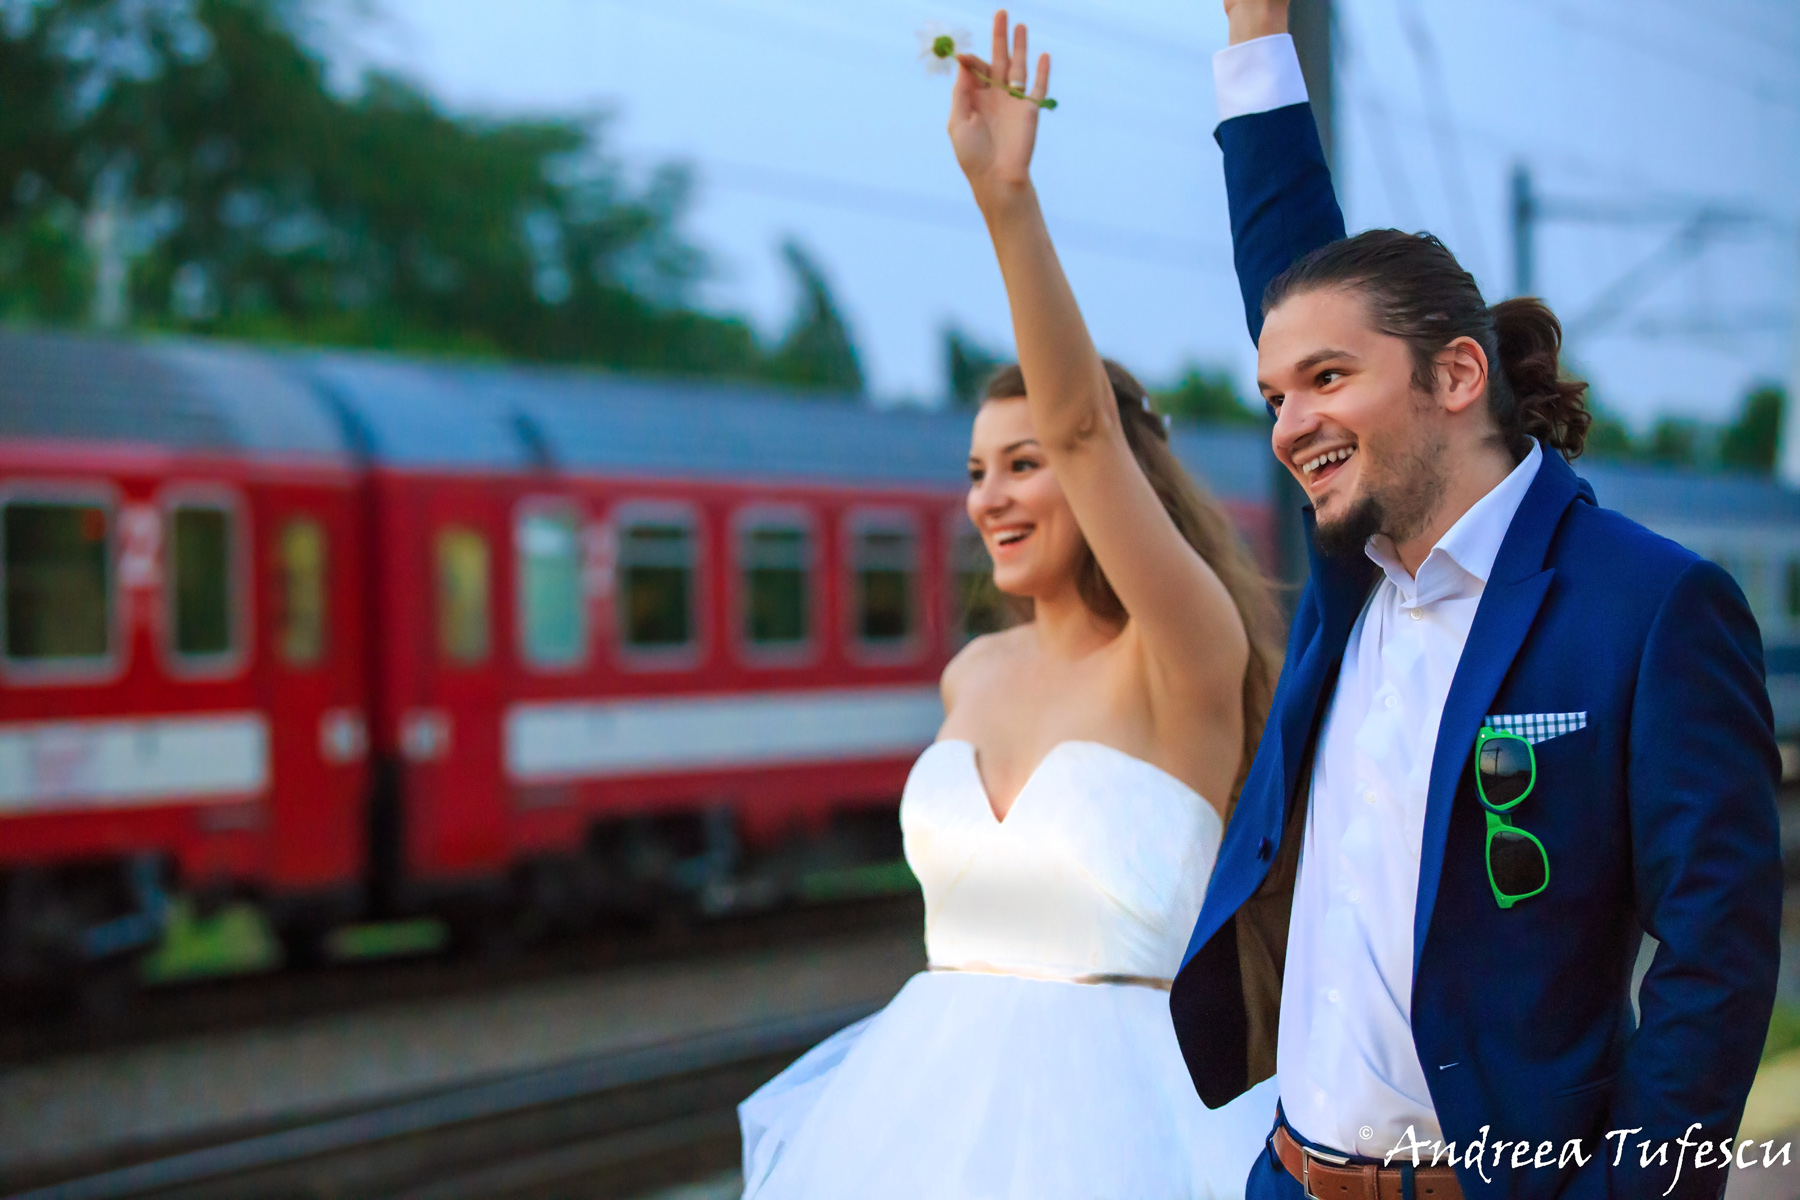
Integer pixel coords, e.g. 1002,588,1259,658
1277,517,1374,816
1183,514,1373,967
1411,451,1585,971
1255,526,1371,872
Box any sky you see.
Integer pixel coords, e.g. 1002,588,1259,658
327,0,1799,427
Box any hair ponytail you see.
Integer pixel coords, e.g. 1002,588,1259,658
1490,297,1591,460
1263,229,1593,462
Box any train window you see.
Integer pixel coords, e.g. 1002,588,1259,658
949,522,1007,642
518,510,588,668
741,521,811,648
1787,559,1800,621
436,526,491,665
276,518,326,666
853,520,917,645
619,519,695,650
170,505,234,659
2,498,111,663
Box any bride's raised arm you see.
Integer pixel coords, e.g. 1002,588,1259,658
949,12,1250,721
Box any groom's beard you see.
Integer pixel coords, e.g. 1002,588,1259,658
1313,493,1385,559
1312,427,1449,560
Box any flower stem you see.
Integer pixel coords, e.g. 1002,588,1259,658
967,64,1058,110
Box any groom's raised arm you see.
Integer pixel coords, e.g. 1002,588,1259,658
1213,3,1345,343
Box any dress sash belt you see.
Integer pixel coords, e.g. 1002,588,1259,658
929,961,1173,991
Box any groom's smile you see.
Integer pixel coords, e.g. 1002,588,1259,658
1295,440,1358,493
1258,286,1459,560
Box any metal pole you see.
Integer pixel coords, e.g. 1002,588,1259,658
85,181,129,331
1781,232,1800,488
1511,163,1535,298
1272,0,1333,601
1290,0,1335,174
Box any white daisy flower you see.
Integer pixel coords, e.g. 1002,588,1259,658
917,22,970,75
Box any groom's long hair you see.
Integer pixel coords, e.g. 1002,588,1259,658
1263,229,1592,462
983,360,1282,810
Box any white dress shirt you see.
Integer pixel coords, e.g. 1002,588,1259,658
1281,444,1543,1153
1212,33,1311,123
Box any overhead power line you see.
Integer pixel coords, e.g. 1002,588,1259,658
1495,0,1800,111
684,156,1237,277
980,0,1211,66
1342,83,1796,226
1638,0,1800,61
1565,212,1756,338
578,0,1217,141
1510,162,1794,347
576,0,1791,221
1623,310,1792,339
1394,0,1493,280
1336,15,1424,231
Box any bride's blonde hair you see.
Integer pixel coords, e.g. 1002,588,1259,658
980,360,1282,809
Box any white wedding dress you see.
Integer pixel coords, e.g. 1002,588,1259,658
739,739,1279,1198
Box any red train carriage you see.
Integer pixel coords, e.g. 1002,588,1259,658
0,328,1280,980
0,332,368,980
306,354,983,935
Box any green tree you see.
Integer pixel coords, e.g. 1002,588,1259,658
0,0,863,389
1155,362,1263,426
1581,402,1638,461
943,322,1005,407
1645,417,1705,468
763,239,864,393
0,0,106,322
1719,384,1783,475
0,208,90,322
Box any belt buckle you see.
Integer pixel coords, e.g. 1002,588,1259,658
1301,1143,1353,1200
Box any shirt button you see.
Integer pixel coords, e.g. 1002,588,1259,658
1410,608,1424,621
1385,694,1398,709
1348,889,1361,903
1328,989,1341,1004
1363,789,1378,805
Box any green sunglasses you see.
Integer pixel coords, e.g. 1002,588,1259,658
1474,726,1550,909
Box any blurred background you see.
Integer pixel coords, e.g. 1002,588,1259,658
0,1,1796,1197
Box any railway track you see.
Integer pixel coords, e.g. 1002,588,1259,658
6,1003,870,1200
0,894,920,1069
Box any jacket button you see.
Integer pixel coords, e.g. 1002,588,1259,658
1257,837,1273,861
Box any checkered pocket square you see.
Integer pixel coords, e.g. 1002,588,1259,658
1484,711,1588,745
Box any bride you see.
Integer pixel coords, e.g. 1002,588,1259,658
739,12,1282,1196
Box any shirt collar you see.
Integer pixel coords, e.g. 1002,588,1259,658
1364,440,1544,606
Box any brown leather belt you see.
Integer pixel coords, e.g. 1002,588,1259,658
1274,1125,1464,1200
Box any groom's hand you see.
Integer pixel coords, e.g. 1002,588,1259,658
1224,0,1288,44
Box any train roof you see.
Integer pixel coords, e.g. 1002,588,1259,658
0,329,1271,498
0,327,349,459
1580,461,1800,528
6,329,1796,517
301,349,1275,498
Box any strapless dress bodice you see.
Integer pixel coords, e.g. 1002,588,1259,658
901,739,1223,984
740,737,1278,1199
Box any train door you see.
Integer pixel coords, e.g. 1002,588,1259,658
153,481,265,889
259,484,367,928
403,485,508,884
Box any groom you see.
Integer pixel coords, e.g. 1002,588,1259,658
1169,4,1783,1200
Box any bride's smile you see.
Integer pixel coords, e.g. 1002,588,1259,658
966,396,1086,597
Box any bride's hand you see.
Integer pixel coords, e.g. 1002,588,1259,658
949,10,1050,207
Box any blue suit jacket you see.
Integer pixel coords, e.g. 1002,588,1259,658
1169,104,1784,1200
